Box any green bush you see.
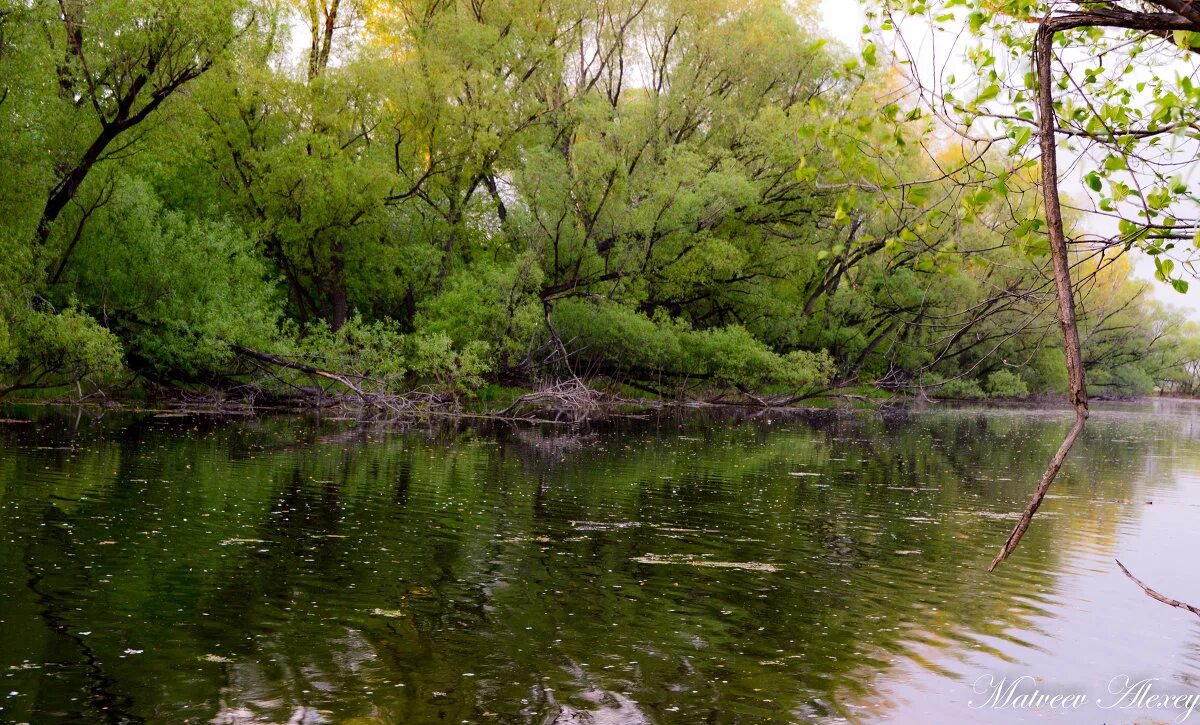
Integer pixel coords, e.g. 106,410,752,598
551,298,833,392
931,377,986,399
1090,363,1154,396
1024,347,1068,393
416,256,544,370
64,177,283,377
284,318,491,395
1,308,124,396
681,325,834,390
290,316,410,391
410,333,491,393
551,298,682,374
985,369,1030,398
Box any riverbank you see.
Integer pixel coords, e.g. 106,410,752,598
1,379,1147,426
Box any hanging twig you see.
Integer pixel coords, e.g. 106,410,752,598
1116,559,1200,618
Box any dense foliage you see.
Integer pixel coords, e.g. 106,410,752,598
0,0,1195,403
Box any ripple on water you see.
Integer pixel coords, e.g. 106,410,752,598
1,402,1199,723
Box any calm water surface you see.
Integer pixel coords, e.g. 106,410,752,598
2,400,1200,724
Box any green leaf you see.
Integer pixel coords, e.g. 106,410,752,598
862,42,877,67
1011,127,1032,151
1085,171,1102,192
968,11,987,34
1024,238,1050,258
976,84,1001,104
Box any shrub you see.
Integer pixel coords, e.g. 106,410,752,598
1091,363,1154,397
64,177,284,377
1,308,124,396
551,298,833,392
291,316,410,391
680,325,834,390
416,256,544,370
985,369,1030,398
931,377,986,399
284,318,491,395
409,332,491,393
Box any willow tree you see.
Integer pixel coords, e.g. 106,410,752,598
871,1,1200,568
0,0,252,394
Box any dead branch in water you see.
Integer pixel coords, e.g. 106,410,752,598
233,345,367,397
494,378,621,420
1116,560,1200,618
231,345,446,414
988,24,1089,572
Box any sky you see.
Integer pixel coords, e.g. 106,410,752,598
818,0,866,48
817,0,1200,321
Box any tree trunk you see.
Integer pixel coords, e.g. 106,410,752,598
328,243,348,331
988,24,1089,571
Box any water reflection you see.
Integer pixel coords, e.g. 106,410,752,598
1,401,1199,723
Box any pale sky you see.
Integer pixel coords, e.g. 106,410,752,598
817,0,1200,321
819,1,866,48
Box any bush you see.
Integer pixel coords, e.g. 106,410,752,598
1024,346,1068,393
291,316,410,391
1,308,124,396
409,332,491,393
681,325,834,390
416,256,544,370
551,298,682,374
551,298,833,392
985,369,1030,398
284,318,491,395
63,177,284,377
1090,363,1154,396
931,377,986,399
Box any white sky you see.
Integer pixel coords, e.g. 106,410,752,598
818,0,1200,321
819,1,866,48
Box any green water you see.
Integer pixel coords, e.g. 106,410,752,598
2,401,1200,724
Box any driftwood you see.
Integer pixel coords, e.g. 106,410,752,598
1116,559,1200,618
988,24,1090,572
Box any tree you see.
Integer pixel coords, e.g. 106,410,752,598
3,0,1198,409
870,0,1200,567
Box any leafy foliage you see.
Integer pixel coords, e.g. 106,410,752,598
0,308,123,396
986,369,1030,398
0,0,1195,401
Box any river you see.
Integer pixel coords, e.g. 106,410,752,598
2,400,1199,723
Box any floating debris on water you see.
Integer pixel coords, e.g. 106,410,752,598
499,535,552,543
571,520,641,531
631,554,778,572
656,526,717,534
371,608,407,618
789,472,821,477
219,538,268,546
200,654,232,663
